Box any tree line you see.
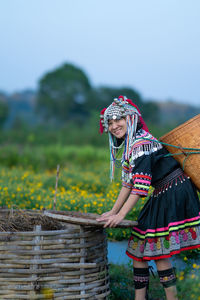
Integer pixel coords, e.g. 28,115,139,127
36,63,159,126
0,63,159,129
0,63,199,146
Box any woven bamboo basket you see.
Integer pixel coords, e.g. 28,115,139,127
0,209,137,299
160,114,200,190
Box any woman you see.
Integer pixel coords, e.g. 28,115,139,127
97,95,200,300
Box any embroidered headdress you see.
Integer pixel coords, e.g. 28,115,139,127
100,95,149,180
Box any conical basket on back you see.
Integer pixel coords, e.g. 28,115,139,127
160,114,200,190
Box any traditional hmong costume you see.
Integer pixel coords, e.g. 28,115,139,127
100,95,200,262
123,129,200,261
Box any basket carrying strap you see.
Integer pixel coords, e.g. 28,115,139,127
178,144,187,156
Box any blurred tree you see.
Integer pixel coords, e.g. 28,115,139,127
36,63,160,127
87,86,143,111
36,63,92,123
142,101,160,123
87,87,160,125
0,94,9,128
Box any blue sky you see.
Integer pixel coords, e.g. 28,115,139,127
0,0,200,106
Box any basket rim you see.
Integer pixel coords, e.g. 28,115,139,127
44,210,138,228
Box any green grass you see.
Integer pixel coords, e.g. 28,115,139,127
0,144,199,253
109,263,200,300
0,144,199,299
0,144,109,170
0,161,148,240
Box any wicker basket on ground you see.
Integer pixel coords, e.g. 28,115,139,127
0,209,137,299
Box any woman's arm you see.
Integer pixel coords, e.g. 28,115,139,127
102,193,140,227
96,186,131,221
111,186,132,214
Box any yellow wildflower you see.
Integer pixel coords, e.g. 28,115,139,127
179,275,184,281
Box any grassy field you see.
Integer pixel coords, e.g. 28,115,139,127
109,263,200,300
0,160,148,240
0,144,199,299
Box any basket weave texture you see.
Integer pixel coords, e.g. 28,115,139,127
160,114,200,190
0,211,110,299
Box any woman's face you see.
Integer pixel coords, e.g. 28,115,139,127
108,118,127,139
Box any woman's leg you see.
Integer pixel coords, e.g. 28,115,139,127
133,260,149,300
155,258,178,300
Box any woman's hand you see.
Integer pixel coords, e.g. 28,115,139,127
96,210,114,222
97,213,125,228
103,213,125,228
